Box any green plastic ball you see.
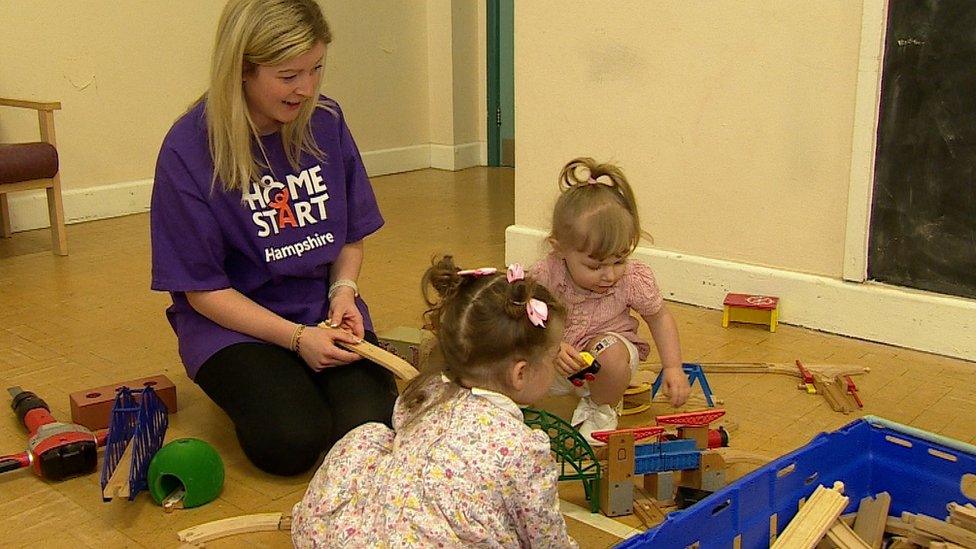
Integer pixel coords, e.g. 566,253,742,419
147,438,224,508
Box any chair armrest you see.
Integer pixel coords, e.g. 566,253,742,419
0,98,62,111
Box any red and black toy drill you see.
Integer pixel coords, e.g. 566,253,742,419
1,386,100,481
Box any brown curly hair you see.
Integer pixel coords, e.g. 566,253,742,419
398,255,566,428
551,157,652,260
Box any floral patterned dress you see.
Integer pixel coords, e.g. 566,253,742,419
292,377,577,548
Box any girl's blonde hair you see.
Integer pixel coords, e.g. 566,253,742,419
398,255,566,428
205,0,333,193
551,157,650,260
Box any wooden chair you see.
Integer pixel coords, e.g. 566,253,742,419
0,98,68,255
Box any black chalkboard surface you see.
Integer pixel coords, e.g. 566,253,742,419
868,0,976,299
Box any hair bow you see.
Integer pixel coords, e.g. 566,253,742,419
506,263,525,283
526,298,548,328
587,175,615,187
561,163,615,191
457,267,497,277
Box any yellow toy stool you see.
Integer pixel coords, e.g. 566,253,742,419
722,293,779,332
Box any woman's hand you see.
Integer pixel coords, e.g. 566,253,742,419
661,366,691,407
298,325,363,371
555,342,586,378
327,287,364,338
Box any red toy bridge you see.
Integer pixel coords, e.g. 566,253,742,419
590,426,665,444
655,409,725,427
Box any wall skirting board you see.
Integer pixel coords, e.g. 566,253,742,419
506,224,976,362
4,179,154,233
4,141,487,233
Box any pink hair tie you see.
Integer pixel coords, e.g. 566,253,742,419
457,267,497,277
526,299,548,328
506,263,525,283
588,175,615,187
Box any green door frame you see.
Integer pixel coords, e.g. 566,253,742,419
487,0,501,167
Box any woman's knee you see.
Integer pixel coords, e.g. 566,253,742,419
235,413,332,476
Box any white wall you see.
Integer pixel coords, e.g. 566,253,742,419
0,0,486,230
506,0,976,361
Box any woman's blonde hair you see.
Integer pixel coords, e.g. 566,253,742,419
205,0,333,193
397,255,566,428
550,157,650,260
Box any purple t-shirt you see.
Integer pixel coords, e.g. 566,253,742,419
150,97,384,379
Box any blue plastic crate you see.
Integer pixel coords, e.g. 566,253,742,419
618,416,976,548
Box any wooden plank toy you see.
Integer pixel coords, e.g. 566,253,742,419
178,513,292,544
722,293,780,332
319,324,420,381
771,481,848,548
69,374,177,431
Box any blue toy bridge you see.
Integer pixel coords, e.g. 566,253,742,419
635,439,701,475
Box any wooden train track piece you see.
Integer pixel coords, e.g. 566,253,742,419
177,512,292,545
632,486,667,530
318,324,419,380
823,518,871,549
851,492,890,548
948,502,976,533
645,362,870,379
770,481,848,549
909,512,976,548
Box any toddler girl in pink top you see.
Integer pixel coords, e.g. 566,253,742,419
292,256,576,547
530,157,691,444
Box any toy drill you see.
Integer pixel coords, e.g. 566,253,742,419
0,386,99,481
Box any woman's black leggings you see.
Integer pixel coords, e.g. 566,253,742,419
195,332,398,476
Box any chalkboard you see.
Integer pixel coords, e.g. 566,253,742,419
868,0,976,299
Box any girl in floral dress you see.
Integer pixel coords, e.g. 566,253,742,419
292,256,576,548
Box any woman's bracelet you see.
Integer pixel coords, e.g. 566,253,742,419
290,324,307,353
328,279,359,300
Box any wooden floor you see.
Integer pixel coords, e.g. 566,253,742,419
0,167,973,548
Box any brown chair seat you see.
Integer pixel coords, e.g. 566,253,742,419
0,142,59,185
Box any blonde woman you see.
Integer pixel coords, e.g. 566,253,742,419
150,0,396,476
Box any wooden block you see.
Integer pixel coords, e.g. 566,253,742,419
823,519,871,549
643,471,675,504
678,425,710,450
771,482,849,549
887,514,942,546
680,450,726,490
852,492,891,548
911,513,976,548
69,374,177,431
598,475,634,517
606,432,636,483
948,502,976,533
600,432,636,517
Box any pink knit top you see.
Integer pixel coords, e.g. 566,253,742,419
529,252,664,360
